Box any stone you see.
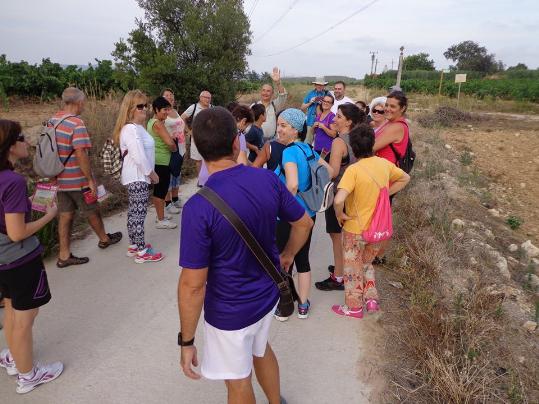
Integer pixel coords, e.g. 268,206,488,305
485,229,494,239
508,244,518,252
444,144,452,150
529,274,539,289
507,257,519,267
520,183,526,189
488,209,500,217
521,240,539,260
523,321,537,332
518,356,525,364
388,281,404,289
451,218,466,231
496,258,511,280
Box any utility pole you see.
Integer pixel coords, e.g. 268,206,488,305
369,51,377,76
374,58,379,75
391,59,394,70
395,46,404,88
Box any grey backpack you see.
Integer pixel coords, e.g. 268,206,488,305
33,115,75,178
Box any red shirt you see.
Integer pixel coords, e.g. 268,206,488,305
375,118,409,164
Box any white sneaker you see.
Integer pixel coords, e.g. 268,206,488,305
16,362,63,394
155,214,172,223
172,200,182,209
0,348,18,376
166,204,181,214
155,219,177,229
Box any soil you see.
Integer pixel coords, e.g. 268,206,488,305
0,101,60,137
441,113,539,244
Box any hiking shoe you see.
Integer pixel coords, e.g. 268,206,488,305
134,247,164,264
155,219,177,229
315,275,344,291
0,349,18,376
16,362,63,394
56,254,89,269
274,307,289,322
126,244,152,257
332,304,363,319
166,204,181,214
365,299,380,314
297,300,311,319
97,231,123,249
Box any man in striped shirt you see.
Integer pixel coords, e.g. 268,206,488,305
52,88,122,268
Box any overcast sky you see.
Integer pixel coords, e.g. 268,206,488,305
1,0,538,78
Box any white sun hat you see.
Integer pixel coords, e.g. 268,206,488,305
312,76,328,85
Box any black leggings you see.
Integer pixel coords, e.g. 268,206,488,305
275,215,316,273
153,164,171,199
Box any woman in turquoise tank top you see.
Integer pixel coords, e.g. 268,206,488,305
147,96,178,229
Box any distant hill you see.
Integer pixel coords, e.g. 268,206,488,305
282,75,359,84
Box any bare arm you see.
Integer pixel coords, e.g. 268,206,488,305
373,123,404,152
5,204,57,242
318,121,337,138
178,267,207,380
75,148,96,194
318,156,334,179
152,120,177,151
237,150,248,165
279,212,313,270
389,172,410,195
283,162,299,195
333,188,353,226
252,142,271,168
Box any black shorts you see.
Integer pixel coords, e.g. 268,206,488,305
153,164,171,199
275,216,316,273
325,204,342,234
0,254,51,310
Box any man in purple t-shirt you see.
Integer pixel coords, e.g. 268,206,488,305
178,107,312,403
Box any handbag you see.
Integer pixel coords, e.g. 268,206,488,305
197,186,298,317
169,139,183,177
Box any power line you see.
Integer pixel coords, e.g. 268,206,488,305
247,0,261,20
253,0,380,57
254,0,300,43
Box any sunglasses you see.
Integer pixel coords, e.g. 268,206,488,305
136,103,149,111
16,134,25,142
322,99,333,104
372,109,385,115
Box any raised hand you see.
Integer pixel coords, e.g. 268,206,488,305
271,67,281,83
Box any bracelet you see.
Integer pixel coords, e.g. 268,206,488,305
178,332,195,347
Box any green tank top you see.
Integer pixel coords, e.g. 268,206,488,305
147,118,171,166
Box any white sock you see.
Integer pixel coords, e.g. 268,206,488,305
335,276,343,283
19,367,36,379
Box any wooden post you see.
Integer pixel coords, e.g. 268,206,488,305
457,82,462,109
438,70,444,96
395,46,404,88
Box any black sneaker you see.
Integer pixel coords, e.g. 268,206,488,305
315,275,344,291
328,265,335,273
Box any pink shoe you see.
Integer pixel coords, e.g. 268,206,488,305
126,244,152,257
332,305,363,319
365,299,380,314
134,247,163,264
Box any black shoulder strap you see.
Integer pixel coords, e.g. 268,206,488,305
190,103,197,119
52,115,76,165
388,142,401,161
197,187,288,291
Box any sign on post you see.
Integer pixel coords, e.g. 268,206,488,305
455,74,467,108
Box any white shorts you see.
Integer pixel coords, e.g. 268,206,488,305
201,306,276,380
190,137,202,161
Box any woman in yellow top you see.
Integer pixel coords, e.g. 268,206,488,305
333,124,410,318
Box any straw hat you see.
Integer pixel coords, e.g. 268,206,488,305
312,76,328,85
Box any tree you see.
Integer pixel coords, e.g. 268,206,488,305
112,0,251,107
403,53,435,71
507,63,528,71
443,41,502,73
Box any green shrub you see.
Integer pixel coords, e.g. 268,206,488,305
506,216,523,230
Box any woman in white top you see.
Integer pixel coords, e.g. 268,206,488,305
162,89,185,213
112,90,163,264
369,96,388,135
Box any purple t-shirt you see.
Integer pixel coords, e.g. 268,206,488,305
198,133,248,186
180,164,304,330
313,112,335,152
0,169,43,270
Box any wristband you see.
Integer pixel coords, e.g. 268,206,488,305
178,332,195,347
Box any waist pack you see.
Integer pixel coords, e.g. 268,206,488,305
198,187,298,318
0,232,41,266
33,115,75,178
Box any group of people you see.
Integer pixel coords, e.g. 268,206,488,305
0,68,411,402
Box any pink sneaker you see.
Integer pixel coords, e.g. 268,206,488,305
365,299,380,314
0,348,18,376
332,305,363,319
134,247,163,264
126,244,152,257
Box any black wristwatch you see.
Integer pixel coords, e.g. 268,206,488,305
178,332,195,347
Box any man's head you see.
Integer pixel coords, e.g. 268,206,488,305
312,76,328,93
62,87,86,114
260,84,274,103
199,91,212,108
192,106,238,162
251,103,266,125
333,81,346,100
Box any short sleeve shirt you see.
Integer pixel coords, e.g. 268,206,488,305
275,142,320,217
338,157,404,234
52,112,92,191
180,165,304,330
303,89,327,126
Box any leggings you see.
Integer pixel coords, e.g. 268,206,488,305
342,230,385,308
126,181,150,250
275,215,316,273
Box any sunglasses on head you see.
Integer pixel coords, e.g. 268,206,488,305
372,108,385,115
16,134,25,142
136,103,148,111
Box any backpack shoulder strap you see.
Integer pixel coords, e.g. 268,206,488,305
52,114,76,130
190,104,197,119
197,187,288,290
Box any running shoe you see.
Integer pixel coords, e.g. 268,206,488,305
332,304,363,319
297,300,311,319
155,214,173,222
327,265,335,273
365,299,380,314
134,247,164,264
16,362,63,394
166,204,181,214
155,219,177,229
126,244,152,257
172,200,182,209
315,274,344,291
274,307,289,322
0,349,18,376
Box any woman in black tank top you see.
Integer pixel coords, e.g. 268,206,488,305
315,103,366,292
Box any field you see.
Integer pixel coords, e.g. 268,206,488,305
1,87,538,401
